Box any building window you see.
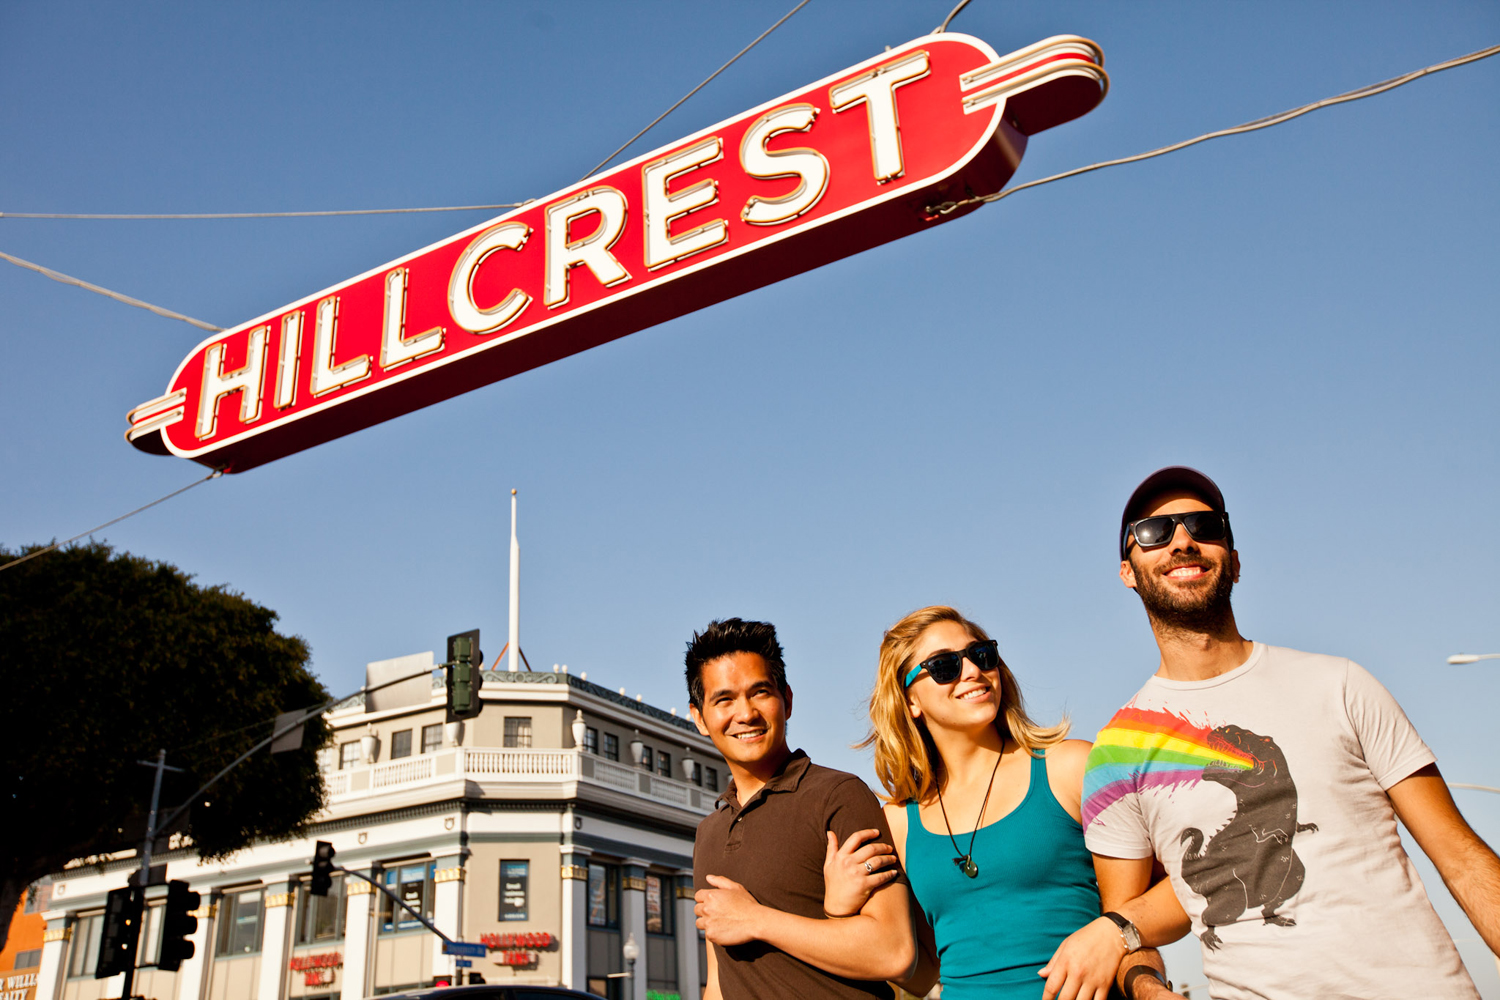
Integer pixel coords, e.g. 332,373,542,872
215,888,264,956
705,766,719,791
390,729,413,759
504,717,533,748
586,863,619,928
583,726,599,754
339,741,361,770
641,746,654,772
12,949,40,969
140,904,163,966
379,862,435,934
644,875,672,936
500,861,529,921
690,761,703,786
656,751,671,778
603,733,619,761
421,723,444,754
296,874,346,943
67,913,102,977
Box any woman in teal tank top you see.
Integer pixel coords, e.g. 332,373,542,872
824,606,1186,999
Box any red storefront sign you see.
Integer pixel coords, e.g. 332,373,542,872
481,931,554,950
288,951,342,987
126,33,1106,472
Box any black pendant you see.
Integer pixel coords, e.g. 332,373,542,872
953,856,979,878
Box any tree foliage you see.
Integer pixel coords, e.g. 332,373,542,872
0,542,332,949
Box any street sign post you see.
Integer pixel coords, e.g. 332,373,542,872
127,33,1105,473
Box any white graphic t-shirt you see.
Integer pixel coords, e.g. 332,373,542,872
1083,643,1478,1000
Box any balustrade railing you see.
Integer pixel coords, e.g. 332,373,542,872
324,747,708,813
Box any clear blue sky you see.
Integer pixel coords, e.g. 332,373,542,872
4,1,1498,991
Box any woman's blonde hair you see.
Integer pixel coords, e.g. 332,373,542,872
858,605,1069,805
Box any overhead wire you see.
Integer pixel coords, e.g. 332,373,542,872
577,0,812,182
0,469,223,574
926,41,1500,216
0,249,224,331
933,0,973,34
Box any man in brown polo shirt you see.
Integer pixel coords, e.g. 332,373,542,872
686,618,917,1000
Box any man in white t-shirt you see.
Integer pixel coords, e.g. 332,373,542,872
1083,466,1500,1000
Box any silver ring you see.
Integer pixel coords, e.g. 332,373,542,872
864,861,873,874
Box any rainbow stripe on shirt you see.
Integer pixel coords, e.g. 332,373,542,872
1082,706,1254,829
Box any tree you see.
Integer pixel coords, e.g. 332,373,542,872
0,542,332,950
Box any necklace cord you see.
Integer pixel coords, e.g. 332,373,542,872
936,739,1006,868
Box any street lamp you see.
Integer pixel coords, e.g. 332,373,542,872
1447,653,1500,664
622,934,639,994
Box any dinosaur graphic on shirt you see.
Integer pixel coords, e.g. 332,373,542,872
1179,725,1318,950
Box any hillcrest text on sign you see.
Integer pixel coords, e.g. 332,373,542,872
127,33,1107,472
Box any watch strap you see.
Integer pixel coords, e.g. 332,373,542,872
1102,910,1141,951
1122,965,1170,998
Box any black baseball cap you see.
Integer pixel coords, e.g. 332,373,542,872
1120,466,1230,560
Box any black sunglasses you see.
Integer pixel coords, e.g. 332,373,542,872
903,639,1001,688
1124,511,1231,553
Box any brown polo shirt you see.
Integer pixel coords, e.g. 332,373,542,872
694,749,898,1000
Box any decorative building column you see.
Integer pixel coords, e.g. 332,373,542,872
341,871,377,1000
175,896,217,1000
257,881,294,1000
34,919,70,1000
674,874,701,1000
620,862,648,1000
559,848,590,990
431,857,466,981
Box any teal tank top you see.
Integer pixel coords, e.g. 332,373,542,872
905,751,1100,999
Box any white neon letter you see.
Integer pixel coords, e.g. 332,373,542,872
448,222,532,334
273,311,301,409
379,268,445,369
740,105,830,226
309,296,371,396
829,51,930,183
196,326,268,439
544,187,631,308
642,137,728,269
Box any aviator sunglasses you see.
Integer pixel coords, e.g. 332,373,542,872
1124,510,1232,553
904,639,1002,688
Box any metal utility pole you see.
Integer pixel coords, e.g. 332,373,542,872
119,750,182,1000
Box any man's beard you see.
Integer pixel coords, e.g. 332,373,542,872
1133,551,1236,635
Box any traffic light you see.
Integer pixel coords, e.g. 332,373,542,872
446,630,483,722
157,880,200,972
310,841,337,897
94,886,143,978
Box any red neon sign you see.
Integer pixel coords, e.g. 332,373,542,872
126,33,1106,472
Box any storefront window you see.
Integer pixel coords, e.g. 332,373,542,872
296,874,347,943
645,874,677,997
67,914,102,977
216,888,264,956
500,861,529,921
586,864,619,928
379,862,435,933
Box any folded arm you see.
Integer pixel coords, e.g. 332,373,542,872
1083,854,1191,1000
695,872,916,982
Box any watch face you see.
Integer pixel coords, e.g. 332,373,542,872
1123,923,1143,952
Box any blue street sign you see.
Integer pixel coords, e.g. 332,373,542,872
443,941,487,958
455,959,473,968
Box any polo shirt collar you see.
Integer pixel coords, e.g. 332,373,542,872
717,748,811,813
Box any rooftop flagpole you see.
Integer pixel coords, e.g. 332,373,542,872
508,489,520,673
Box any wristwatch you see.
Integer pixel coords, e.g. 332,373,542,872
1102,911,1143,953
1122,965,1171,998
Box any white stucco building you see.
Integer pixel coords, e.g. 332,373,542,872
34,667,723,1000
